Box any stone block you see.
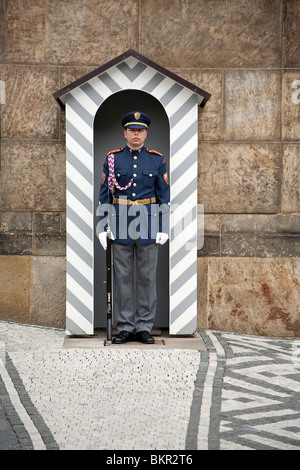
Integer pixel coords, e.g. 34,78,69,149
60,213,66,233
31,212,65,255
30,256,66,328
1,66,59,139
0,256,30,323
0,233,32,255
173,69,222,140
224,70,281,141
198,214,220,257
198,236,220,258
1,212,32,256
283,0,300,67
2,0,139,65
0,141,66,211
1,212,32,232
32,233,66,256
59,66,96,138
198,143,280,213
221,214,300,257
282,72,300,141
59,66,95,140
205,257,300,337
3,0,48,63
141,0,282,68
222,214,300,235
60,67,96,90
281,145,300,213
33,212,60,233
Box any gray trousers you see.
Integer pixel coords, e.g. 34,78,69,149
113,242,159,333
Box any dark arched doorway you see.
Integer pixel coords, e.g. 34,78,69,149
93,89,170,329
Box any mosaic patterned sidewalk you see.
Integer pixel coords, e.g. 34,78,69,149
0,321,300,450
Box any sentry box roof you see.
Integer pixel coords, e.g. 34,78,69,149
53,49,211,109
53,49,211,336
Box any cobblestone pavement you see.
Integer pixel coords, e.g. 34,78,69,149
0,320,300,451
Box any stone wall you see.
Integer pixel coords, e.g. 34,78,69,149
0,0,299,336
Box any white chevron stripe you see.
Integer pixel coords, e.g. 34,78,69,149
172,205,196,234
66,186,93,221
132,67,158,89
67,197,93,239
67,274,93,310
151,76,178,100
170,272,197,309
165,88,194,116
88,75,116,100
67,218,93,256
67,246,93,285
171,107,198,140
170,248,197,286
70,88,99,117
66,134,93,172
171,227,197,265
170,192,196,229
171,162,198,200
124,57,140,68
171,138,197,174
171,217,197,250
170,298,197,335
106,65,135,89
66,302,94,335
67,162,93,198
66,107,93,143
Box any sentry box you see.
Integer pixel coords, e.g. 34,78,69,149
53,49,211,336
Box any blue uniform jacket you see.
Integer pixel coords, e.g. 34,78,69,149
98,145,170,245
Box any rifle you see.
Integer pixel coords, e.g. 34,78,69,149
105,187,113,344
106,226,113,344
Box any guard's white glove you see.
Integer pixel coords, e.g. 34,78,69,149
156,232,168,245
99,232,107,250
98,231,115,250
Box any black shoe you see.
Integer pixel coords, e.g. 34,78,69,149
136,330,155,344
112,331,135,344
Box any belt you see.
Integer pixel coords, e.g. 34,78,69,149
114,197,156,205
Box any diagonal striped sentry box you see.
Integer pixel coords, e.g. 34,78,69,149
54,50,210,336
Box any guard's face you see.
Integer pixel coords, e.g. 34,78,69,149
124,127,147,149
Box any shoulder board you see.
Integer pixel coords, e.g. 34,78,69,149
107,147,124,156
146,147,163,157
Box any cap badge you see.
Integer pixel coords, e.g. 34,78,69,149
134,112,141,121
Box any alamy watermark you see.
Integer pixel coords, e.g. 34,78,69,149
0,80,6,105
291,80,300,105
96,202,204,251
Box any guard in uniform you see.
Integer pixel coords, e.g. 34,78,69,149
98,111,170,344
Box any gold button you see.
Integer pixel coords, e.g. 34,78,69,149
149,173,152,177
117,173,120,177
132,193,136,197
133,164,137,168
133,183,137,187
133,173,137,177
